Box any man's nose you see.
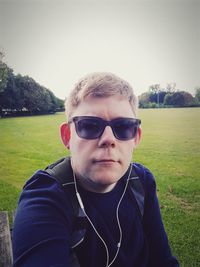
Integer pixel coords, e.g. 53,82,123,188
98,126,116,147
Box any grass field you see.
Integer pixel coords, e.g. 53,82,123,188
0,108,199,267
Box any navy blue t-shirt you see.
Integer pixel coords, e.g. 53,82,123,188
12,162,179,267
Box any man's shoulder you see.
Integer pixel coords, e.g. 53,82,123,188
132,162,156,189
23,169,61,189
132,162,155,178
22,169,71,204
19,169,74,218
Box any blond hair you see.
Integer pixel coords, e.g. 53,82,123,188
65,72,138,120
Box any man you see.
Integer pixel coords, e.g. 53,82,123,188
12,72,179,266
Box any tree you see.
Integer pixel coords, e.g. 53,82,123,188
56,98,65,110
164,91,195,107
0,67,16,115
195,87,200,103
166,83,176,93
182,91,195,106
139,92,151,108
0,50,8,93
47,89,58,111
14,74,26,110
163,93,173,106
0,52,64,116
149,84,161,106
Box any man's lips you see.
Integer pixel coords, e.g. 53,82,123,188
93,159,118,163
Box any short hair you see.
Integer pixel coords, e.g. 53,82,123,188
65,72,138,120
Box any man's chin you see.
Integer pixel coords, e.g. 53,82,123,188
93,173,121,186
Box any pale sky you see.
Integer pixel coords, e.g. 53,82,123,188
0,0,199,99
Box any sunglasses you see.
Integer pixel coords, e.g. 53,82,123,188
69,116,141,141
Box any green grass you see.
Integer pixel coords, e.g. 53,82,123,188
135,108,200,267
0,108,200,267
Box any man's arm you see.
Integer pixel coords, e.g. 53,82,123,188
12,171,73,267
139,166,179,267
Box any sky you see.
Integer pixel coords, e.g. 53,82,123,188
0,0,199,99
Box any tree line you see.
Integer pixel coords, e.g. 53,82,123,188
139,83,200,108
0,51,64,117
1,51,200,115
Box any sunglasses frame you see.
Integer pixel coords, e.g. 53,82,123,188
69,116,141,141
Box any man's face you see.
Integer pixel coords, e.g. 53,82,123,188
64,95,141,193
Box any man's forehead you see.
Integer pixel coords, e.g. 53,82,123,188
71,95,135,118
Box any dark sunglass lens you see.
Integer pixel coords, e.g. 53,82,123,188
113,119,138,140
76,118,102,139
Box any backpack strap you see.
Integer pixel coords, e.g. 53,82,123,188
45,157,87,249
45,157,73,184
128,164,145,219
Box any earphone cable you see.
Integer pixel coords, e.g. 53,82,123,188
73,173,109,266
73,165,132,267
107,165,132,267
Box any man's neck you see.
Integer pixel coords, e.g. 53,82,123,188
76,176,117,193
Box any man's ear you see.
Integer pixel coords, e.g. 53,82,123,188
60,122,71,149
134,127,142,146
